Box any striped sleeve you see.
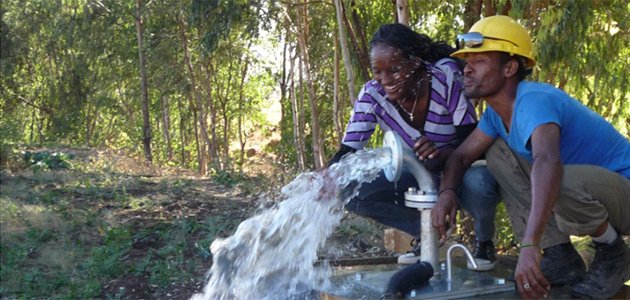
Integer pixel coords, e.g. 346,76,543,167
341,83,379,150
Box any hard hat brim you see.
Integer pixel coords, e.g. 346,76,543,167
450,42,536,68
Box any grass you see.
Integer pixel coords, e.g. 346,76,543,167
0,149,254,299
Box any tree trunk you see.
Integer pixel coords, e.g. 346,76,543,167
279,27,289,169
135,0,152,163
391,0,398,22
84,100,93,146
396,0,409,25
176,96,187,165
482,0,497,16
333,29,343,144
463,0,483,31
296,1,325,169
219,59,237,171
29,109,35,143
178,13,209,174
341,0,370,83
349,0,371,82
202,61,219,170
290,48,306,171
334,0,357,105
160,95,173,160
237,57,250,172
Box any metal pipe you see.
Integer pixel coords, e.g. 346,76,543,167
446,244,478,282
420,209,439,271
382,131,436,193
400,147,437,193
382,132,439,271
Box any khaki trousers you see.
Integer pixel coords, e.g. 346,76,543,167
486,139,630,248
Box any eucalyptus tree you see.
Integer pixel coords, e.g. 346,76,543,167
135,0,153,162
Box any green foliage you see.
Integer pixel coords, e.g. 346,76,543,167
494,202,516,254
211,168,246,186
23,151,74,171
83,227,132,279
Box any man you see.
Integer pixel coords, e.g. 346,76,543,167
432,15,630,299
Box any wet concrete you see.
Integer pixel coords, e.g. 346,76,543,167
320,254,630,299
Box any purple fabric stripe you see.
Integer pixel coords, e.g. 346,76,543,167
426,113,453,125
351,113,377,123
440,60,460,70
369,81,386,94
378,109,415,147
431,89,446,105
344,130,374,142
432,71,447,87
357,93,376,104
426,132,457,143
448,82,462,112
462,111,477,125
356,97,415,148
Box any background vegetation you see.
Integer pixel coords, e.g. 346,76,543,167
2,0,627,173
1,0,628,298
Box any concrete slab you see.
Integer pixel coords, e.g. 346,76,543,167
320,255,629,299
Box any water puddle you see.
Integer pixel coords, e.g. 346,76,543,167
192,148,391,300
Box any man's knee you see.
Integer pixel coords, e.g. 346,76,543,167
485,139,510,176
552,165,621,236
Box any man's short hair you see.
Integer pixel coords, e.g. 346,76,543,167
499,52,532,81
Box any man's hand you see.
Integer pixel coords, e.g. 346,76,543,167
515,246,550,299
431,189,459,242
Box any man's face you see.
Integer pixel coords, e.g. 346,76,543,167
462,52,506,99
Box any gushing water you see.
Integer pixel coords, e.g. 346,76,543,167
192,148,392,300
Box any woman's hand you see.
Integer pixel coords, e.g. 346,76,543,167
515,246,550,299
413,136,440,161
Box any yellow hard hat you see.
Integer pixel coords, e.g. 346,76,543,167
451,15,535,68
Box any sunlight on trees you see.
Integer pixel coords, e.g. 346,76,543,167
1,0,628,174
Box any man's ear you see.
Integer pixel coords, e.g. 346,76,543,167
503,58,519,78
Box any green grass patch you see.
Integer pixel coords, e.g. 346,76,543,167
0,147,264,298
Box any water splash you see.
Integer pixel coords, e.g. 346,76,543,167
192,148,392,300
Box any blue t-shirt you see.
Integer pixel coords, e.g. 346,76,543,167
478,81,630,178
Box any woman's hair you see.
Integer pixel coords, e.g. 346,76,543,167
369,23,455,64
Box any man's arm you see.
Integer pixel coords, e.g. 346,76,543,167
525,123,562,248
516,123,562,299
432,128,495,239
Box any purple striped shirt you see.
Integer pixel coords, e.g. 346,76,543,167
342,58,477,150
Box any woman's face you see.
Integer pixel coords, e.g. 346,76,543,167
370,44,421,103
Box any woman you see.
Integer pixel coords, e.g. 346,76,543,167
330,23,500,267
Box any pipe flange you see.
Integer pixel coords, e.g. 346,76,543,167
383,131,403,182
404,193,437,209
